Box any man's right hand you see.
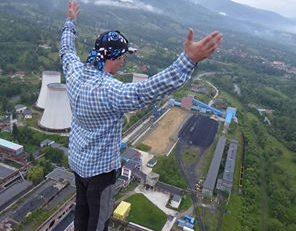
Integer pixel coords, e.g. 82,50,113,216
184,28,223,63
68,0,80,20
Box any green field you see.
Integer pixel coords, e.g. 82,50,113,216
125,194,167,231
154,152,187,189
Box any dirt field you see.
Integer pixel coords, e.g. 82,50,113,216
141,107,189,155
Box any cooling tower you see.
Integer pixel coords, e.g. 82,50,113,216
39,83,72,132
36,71,61,109
132,73,148,83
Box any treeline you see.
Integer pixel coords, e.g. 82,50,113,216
238,112,296,231
0,77,39,114
12,125,68,150
208,71,296,152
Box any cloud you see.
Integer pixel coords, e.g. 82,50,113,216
80,0,162,14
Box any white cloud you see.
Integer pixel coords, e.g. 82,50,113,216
231,0,296,18
80,0,162,14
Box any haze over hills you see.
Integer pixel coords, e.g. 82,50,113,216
77,0,296,50
0,1,296,231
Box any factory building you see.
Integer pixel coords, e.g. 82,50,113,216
217,140,239,193
0,138,24,157
202,136,226,197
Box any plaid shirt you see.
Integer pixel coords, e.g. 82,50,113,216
60,19,197,178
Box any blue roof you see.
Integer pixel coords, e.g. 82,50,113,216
0,138,23,151
225,107,237,124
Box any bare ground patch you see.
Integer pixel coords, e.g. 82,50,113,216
141,107,189,155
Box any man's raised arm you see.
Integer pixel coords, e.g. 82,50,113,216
60,0,82,78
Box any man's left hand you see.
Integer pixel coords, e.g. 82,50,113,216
68,0,80,20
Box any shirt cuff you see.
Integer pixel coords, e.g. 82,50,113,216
177,52,198,74
64,19,77,34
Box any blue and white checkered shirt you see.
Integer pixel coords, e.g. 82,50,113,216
60,19,197,178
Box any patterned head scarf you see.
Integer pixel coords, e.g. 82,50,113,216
86,31,134,71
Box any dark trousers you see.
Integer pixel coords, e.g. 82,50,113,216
74,170,116,231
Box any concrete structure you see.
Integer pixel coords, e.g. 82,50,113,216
202,136,226,197
36,71,61,109
39,83,72,131
132,73,148,83
15,104,27,113
40,139,55,148
23,109,32,119
113,201,131,220
170,194,182,209
146,172,159,189
0,138,24,156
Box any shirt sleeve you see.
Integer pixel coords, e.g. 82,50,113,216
106,52,197,113
60,19,83,80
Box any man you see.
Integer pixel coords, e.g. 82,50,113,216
60,1,222,231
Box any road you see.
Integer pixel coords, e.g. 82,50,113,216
193,72,219,106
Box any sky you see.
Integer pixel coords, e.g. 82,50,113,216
232,0,296,18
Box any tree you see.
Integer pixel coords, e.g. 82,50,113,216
44,147,64,165
12,123,19,140
37,158,53,175
267,218,285,231
27,166,44,185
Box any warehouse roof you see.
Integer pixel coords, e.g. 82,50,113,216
0,138,23,151
203,136,226,194
0,180,32,209
223,140,238,184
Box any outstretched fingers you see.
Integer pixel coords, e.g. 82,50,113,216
68,0,80,20
201,31,222,50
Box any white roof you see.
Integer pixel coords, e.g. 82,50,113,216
0,138,23,151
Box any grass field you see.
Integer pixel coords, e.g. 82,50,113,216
125,193,167,231
154,152,187,189
178,194,193,212
183,148,199,166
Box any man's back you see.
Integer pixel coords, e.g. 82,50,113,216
67,66,123,178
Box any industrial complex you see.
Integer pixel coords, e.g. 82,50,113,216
0,69,240,231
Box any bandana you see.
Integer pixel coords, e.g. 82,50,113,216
86,31,131,71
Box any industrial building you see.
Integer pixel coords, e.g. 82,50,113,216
14,104,27,113
0,179,32,211
0,138,24,157
36,71,61,109
113,201,131,221
0,170,76,230
39,83,72,132
217,140,239,193
202,136,226,197
224,107,237,127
